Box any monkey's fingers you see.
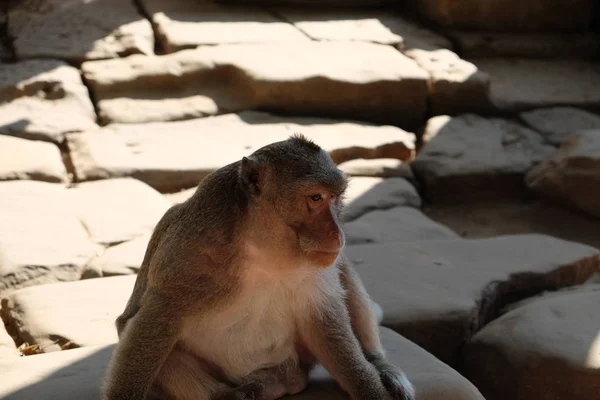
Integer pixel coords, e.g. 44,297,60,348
378,365,415,400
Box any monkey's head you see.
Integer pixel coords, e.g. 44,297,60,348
239,134,348,268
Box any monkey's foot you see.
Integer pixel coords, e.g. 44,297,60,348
378,365,415,400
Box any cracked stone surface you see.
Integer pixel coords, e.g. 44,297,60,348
0,135,67,183
346,234,599,364
0,60,97,143
141,0,308,53
519,107,600,146
412,114,555,203
8,0,154,62
81,42,428,127
461,284,600,400
67,112,416,192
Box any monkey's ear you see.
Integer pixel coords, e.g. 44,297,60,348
240,156,261,195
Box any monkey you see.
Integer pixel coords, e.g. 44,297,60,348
103,134,415,400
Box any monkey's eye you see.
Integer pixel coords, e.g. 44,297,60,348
310,194,323,202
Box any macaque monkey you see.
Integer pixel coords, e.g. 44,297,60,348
103,135,415,400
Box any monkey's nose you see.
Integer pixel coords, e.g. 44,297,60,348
329,231,343,248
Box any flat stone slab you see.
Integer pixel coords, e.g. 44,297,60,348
474,58,600,112
87,234,150,277
0,328,484,400
526,130,600,218
412,114,554,203
67,111,416,192
519,107,600,145
0,135,67,183
406,49,491,116
141,0,307,53
81,42,428,127
70,178,171,245
461,285,600,400
0,60,97,143
0,181,101,293
346,234,599,365
337,158,414,179
344,206,459,245
1,276,135,353
9,0,153,62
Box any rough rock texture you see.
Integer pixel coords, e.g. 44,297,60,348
475,59,600,112
344,206,459,245
460,285,600,400
410,0,596,32
412,114,555,203
343,177,421,221
449,32,600,59
81,43,428,127
67,112,416,192
141,0,307,53
0,181,101,293
0,135,67,183
69,178,171,245
0,60,97,143
8,0,154,62
519,107,600,145
0,328,485,400
337,158,414,179
1,276,135,353
277,9,452,51
346,234,599,364
406,49,491,116
87,235,150,277
526,130,600,218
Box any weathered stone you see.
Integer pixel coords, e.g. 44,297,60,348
343,177,421,221
81,43,428,127
412,114,555,203
0,135,67,183
337,158,414,179
277,9,452,51
344,206,459,245
410,0,596,32
0,322,18,360
526,130,600,218
347,234,599,364
406,49,491,116
9,0,153,62
460,285,600,400
449,32,600,59
475,59,600,112
141,0,307,53
0,328,485,400
0,60,97,143
1,276,134,353
87,235,150,277
0,181,101,293
67,112,416,192
519,107,600,145
70,178,171,245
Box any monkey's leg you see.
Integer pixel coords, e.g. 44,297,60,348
340,262,415,400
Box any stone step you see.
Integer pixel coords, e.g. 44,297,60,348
0,135,67,183
81,42,429,127
67,111,416,193
0,328,484,400
336,158,414,180
460,284,600,400
519,107,600,146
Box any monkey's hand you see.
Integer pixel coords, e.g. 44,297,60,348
211,382,265,400
368,355,416,400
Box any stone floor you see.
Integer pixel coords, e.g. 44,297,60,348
1,1,600,399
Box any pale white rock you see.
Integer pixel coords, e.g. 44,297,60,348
166,188,197,205
141,0,307,53
0,323,18,360
337,158,414,179
0,181,101,293
475,58,600,112
412,114,555,203
0,135,67,183
519,107,600,145
1,276,135,353
526,130,600,218
69,178,171,245
343,177,421,221
344,206,459,245
0,60,97,143
67,112,416,192
9,0,154,62
87,234,151,276
81,43,429,127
